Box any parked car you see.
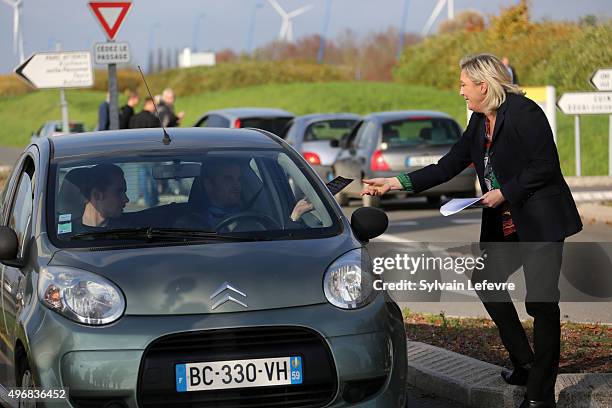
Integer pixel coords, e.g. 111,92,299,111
334,111,477,207
0,127,407,407
194,108,294,137
32,120,86,139
283,113,361,182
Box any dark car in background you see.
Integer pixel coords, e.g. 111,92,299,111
194,108,294,137
31,120,87,140
0,127,407,407
334,111,477,207
283,113,360,182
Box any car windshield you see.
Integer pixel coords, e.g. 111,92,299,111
240,117,293,137
304,119,358,142
48,149,339,247
382,118,461,148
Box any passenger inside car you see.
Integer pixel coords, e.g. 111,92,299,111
69,164,129,234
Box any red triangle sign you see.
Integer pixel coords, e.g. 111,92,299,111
88,1,132,41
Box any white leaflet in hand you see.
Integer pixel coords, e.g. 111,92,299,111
440,198,482,216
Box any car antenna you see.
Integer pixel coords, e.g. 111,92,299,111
137,65,171,145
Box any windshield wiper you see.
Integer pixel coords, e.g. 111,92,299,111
70,227,258,242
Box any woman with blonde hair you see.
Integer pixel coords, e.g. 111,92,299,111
362,53,581,408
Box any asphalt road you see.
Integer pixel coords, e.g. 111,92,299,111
342,196,612,323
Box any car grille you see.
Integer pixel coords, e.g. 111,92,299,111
138,326,337,408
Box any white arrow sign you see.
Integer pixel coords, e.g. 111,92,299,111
557,92,612,115
591,68,612,91
14,51,94,89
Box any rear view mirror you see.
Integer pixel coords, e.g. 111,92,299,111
351,207,388,242
152,162,201,180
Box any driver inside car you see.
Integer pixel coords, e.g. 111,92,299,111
175,159,314,231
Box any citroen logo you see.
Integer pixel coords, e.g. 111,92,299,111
210,282,248,310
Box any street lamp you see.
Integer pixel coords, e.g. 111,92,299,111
192,13,205,52
246,0,263,53
317,0,333,64
397,0,410,60
148,21,161,73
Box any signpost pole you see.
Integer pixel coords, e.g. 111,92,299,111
108,61,119,130
56,43,70,133
609,114,612,176
575,115,581,177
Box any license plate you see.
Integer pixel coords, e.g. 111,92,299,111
176,356,303,392
406,155,441,167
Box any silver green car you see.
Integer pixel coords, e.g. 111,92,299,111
0,128,407,407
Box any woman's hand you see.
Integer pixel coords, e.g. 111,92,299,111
360,177,401,197
480,189,505,208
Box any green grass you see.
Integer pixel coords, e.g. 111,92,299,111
0,82,609,175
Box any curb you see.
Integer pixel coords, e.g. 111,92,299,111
565,177,612,188
577,203,612,225
406,341,612,408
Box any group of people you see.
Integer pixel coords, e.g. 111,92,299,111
97,87,185,131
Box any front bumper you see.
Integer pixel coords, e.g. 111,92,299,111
28,295,406,407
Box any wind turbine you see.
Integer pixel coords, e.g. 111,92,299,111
422,0,455,37
3,0,25,63
267,0,312,42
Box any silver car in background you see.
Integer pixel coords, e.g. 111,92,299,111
283,113,360,181
194,107,294,137
334,111,477,207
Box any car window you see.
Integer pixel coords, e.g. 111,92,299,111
8,161,34,257
240,117,293,137
206,115,230,128
304,119,358,142
355,121,377,149
382,118,461,148
49,150,339,247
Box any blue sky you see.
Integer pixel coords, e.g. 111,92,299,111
0,0,610,74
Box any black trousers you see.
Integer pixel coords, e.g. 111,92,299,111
471,234,564,402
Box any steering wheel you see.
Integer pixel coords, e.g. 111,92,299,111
214,211,281,231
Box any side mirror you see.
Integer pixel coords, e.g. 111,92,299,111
329,139,339,148
339,133,351,149
350,207,388,242
0,226,19,262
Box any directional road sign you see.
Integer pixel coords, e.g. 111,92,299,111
94,42,130,64
14,51,94,89
590,68,612,91
557,92,612,115
88,1,132,41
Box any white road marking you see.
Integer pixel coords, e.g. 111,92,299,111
389,220,419,227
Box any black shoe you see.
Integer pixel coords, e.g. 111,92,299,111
518,397,556,408
501,362,532,386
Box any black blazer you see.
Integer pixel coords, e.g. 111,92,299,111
408,93,582,242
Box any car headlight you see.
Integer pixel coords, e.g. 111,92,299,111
323,248,376,309
38,266,125,325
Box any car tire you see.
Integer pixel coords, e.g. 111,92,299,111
362,193,380,208
17,356,38,408
426,195,441,206
336,192,349,206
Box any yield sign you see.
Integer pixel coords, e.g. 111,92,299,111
88,1,132,40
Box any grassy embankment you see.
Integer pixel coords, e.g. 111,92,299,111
0,82,608,176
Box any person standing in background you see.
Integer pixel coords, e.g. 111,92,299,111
502,56,519,85
157,88,185,127
97,92,110,131
119,90,140,129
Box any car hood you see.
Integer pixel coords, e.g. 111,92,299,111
48,237,356,315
